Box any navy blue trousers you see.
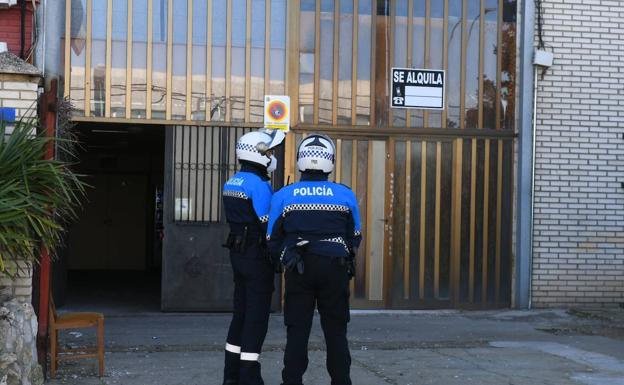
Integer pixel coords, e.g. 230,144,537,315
281,254,352,385
224,247,274,385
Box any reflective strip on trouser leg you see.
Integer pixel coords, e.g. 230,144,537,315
226,343,241,354
240,352,260,361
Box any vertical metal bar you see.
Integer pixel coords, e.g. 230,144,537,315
482,139,490,304
478,0,485,128
369,0,376,126
186,126,192,221
264,0,271,96
406,0,413,128
173,126,178,220
442,0,448,128
419,141,426,300
180,126,185,221
166,0,173,120
495,139,503,303
350,139,358,295
202,127,208,222
351,0,359,125
332,0,340,125
186,0,194,120
225,0,232,122
423,0,431,127
450,138,463,304
146,0,153,119
206,0,213,121
434,141,441,298
496,0,502,129
195,126,200,221
84,0,92,116
468,138,476,302
336,138,342,182
459,0,467,128
388,0,394,126
217,127,223,220
384,138,396,307
403,140,411,299
365,141,374,298
244,0,252,122
125,0,133,118
105,0,113,117
209,127,215,220
313,0,321,124
285,1,300,187
64,0,71,98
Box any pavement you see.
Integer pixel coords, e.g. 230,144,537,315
45,307,624,385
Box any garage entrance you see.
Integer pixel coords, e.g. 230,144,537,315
57,124,165,313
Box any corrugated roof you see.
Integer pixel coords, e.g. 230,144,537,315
0,51,41,76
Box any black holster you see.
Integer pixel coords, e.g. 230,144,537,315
223,226,249,253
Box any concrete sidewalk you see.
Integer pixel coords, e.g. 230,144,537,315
46,309,624,385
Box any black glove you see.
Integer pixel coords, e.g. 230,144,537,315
347,259,355,279
282,239,309,274
347,247,357,279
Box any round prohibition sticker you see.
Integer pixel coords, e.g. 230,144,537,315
266,100,287,122
263,95,291,131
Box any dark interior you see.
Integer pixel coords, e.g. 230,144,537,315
55,123,165,314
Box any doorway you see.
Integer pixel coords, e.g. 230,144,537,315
57,123,165,314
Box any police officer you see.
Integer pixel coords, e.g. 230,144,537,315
267,134,362,385
222,129,285,385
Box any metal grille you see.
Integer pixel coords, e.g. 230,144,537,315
172,125,255,223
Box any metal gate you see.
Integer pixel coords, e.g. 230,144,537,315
289,129,514,309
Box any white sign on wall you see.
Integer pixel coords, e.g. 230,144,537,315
390,68,445,110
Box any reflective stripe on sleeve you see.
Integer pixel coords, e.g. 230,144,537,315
240,352,260,361
225,343,241,354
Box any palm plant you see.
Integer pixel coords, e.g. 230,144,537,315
0,117,86,276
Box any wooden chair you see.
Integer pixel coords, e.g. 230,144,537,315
49,296,105,378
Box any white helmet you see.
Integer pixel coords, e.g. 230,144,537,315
296,134,335,174
236,129,285,172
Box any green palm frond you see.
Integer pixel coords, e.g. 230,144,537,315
0,116,86,277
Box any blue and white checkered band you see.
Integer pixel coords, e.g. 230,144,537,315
320,236,350,253
236,142,258,153
298,149,334,161
282,203,349,216
223,190,249,200
354,230,361,237
258,215,269,223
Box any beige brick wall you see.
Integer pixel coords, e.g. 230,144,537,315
0,261,33,303
0,74,39,304
532,0,624,308
0,75,39,120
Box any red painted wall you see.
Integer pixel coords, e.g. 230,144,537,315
0,2,35,58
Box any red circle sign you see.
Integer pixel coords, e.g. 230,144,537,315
267,100,287,122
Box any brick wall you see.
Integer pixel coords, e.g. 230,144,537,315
0,261,33,303
0,2,35,57
0,74,39,304
0,74,38,119
532,0,624,308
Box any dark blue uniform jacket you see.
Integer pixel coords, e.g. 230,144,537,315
266,174,362,260
222,163,272,236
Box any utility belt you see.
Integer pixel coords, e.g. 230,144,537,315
281,238,355,278
222,225,265,254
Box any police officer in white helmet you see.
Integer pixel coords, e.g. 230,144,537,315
266,134,362,385
222,129,285,385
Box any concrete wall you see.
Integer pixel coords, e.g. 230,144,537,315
531,0,624,308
